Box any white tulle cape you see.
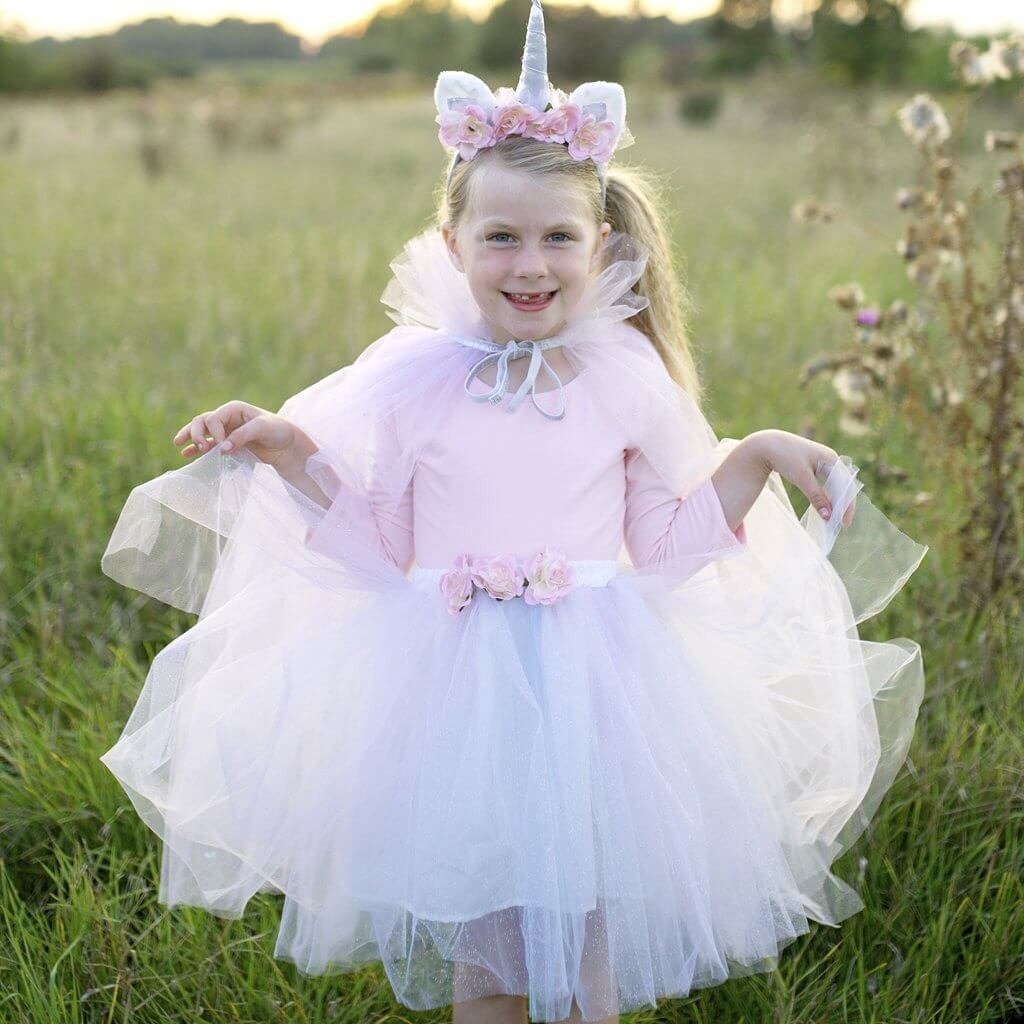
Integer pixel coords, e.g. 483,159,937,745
100,226,928,1023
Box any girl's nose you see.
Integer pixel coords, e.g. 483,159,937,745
513,245,548,278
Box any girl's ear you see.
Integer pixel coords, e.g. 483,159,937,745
441,222,465,273
590,221,612,270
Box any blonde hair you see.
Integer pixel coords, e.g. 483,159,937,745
434,135,704,407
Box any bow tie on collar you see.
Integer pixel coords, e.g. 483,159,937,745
453,335,568,420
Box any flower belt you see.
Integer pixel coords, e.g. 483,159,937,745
411,549,617,615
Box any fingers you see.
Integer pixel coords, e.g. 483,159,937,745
807,448,840,521
803,472,833,520
174,402,246,457
220,418,261,454
810,449,860,527
206,414,227,445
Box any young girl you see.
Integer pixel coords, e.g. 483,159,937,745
100,3,928,1022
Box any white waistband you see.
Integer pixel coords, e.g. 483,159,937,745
411,559,618,588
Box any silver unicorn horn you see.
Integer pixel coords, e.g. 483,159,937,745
515,0,551,112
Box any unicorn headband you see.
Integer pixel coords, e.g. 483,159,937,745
434,0,635,210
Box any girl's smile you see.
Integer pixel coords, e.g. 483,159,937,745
503,289,558,311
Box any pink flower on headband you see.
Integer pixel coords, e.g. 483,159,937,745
568,114,617,164
437,103,496,161
492,101,542,142
532,102,583,144
469,553,526,601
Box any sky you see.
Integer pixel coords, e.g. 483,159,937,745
2,0,1022,47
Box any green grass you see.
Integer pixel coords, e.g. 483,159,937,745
1,69,1022,1023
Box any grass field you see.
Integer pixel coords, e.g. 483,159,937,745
1,68,1022,1022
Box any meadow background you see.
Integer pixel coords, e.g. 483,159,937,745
2,34,1023,1024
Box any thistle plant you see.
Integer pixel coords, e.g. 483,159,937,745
793,36,1024,611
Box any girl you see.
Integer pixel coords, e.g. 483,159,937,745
100,3,928,1022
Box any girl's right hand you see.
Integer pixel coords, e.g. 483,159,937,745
173,401,299,470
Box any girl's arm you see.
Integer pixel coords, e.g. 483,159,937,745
623,447,748,573
262,427,332,509
712,429,854,532
303,415,416,574
624,429,854,573
175,399,415,571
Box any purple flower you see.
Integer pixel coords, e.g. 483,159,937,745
855,306,881,327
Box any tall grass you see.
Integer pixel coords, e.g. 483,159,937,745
1,70,1021,1023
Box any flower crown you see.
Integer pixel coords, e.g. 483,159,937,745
436,83,626,165
434,0,634,185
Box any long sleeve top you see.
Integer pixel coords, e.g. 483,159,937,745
311,367,747,577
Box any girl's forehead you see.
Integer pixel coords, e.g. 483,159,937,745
466,169,590,230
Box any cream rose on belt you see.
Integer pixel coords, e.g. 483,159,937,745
438,547,578,614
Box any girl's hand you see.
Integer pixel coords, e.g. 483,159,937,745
173,401,300,471
753,429,857,527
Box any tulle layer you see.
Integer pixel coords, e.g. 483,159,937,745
100,449,926,1022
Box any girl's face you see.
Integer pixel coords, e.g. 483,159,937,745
442,165,611,344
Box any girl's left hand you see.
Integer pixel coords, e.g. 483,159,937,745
752,429,857,527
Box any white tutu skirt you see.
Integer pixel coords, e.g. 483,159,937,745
100,449,926,1022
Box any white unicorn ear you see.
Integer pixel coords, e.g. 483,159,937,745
566,81,632,152
434,71,496,120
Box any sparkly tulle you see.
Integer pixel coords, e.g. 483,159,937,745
100,226,928,1022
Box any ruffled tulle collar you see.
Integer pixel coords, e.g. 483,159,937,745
379,225,651,349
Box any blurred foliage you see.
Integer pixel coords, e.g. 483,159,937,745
0,0,1020,97
810,0,912,86
678,89,723,124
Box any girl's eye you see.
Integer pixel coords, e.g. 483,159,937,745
486,233,573,243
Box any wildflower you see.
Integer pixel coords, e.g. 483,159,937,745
987,37,1024,79
985,131,1020,152
856,307,881,327
907,253,940,289
832,366,873,406
887,299,909,323
994,165,1024,197
839,410,872,437
949,42,992,86
895,186,922,210
896,237,919,261
828,283,865,310
791,198,837,224
897,94,950,148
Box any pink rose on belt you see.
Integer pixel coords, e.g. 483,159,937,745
439,553,475,616
523,547,577,605
469,553,526,601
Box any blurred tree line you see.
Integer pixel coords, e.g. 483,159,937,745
0,0,995,95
